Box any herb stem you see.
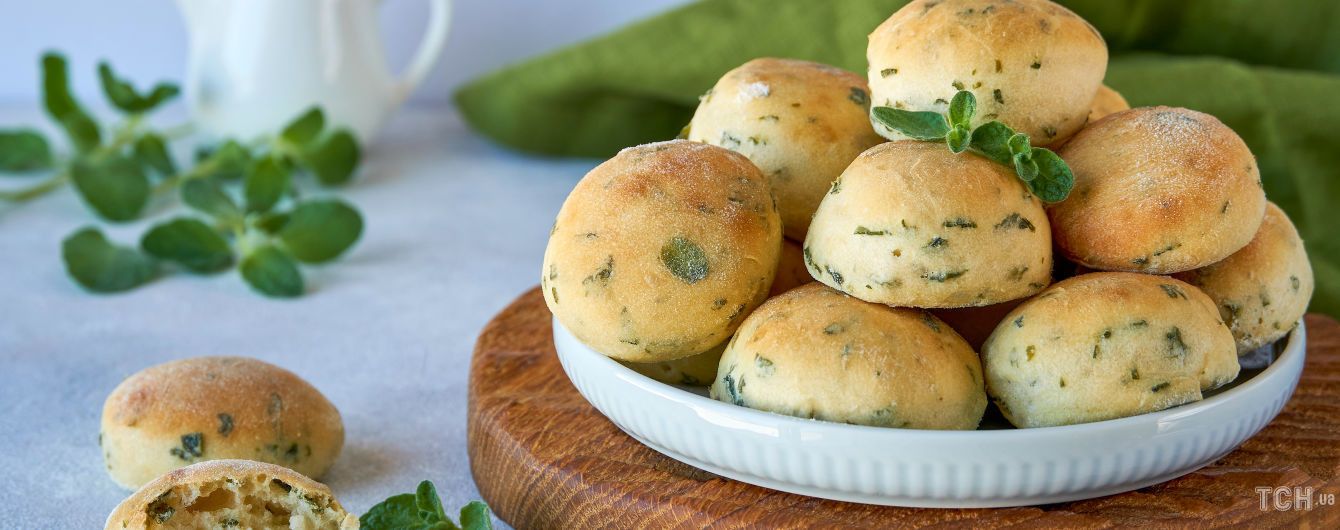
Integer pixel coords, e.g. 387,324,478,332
0,171,70,202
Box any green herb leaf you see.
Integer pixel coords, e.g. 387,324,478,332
948,90,976,129
281,107,325,146
0,129,54,172
133,133,176,177
254,212,290,234
244,156,292,213
181,177,241,221
240,245,304,298
1013,152,1039,182
42,53,101,153
969,121,1013,165
141,218,233,273
660,236,709,284
197,141,254,181
70,154,149,221
62,227,156,292
458,502,493,530
946,126,971,154
301,130,360,185
870,107,949,141
1008,133,1031,156
1028,147,1074,203
360,480,491,530
97,62,180,114
276,200,362,263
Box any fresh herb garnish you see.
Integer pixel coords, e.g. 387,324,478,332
871,90,1074,202
360,480,493,530
0,52,367,298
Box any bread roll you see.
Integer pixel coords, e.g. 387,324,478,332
710,283,986,430
689,58,885,241
1174,203,1314,353
542,140,782,362
105,459,357,529
622,343,724,387
805,141,1052,308
867,0,1107,146
1088,84,1129,122
768,238,813,296
1052,106,1266,273
983,273,1239,428
101,357,344,490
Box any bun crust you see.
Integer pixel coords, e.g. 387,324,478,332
542,140,782,361
710,283,986,430
982,272,1239,428
689,58,884,241
867,0,1107,146
805,141,1052,308
1052,107,1266,273
768,239,813,297
105,459,357,529
1088,84,1129,122
621,343,724,387
1174,203,1314,353
101,357,344,490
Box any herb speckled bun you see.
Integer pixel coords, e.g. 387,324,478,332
982,272,1239,428
710,283,986,430
688,58,885,241
804,141,1052,308
1052,106,1266,273
104,459,358,529
867,0,1107,146
622,343,724,387
542,140,782,362
768,239,813,296
1088,84,1129,122
1174,203,1314,354
101,357,344,490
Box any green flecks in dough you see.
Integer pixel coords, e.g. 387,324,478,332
922,269,967,282
829,177,843,195
1013,315,1024,328
994,213,1036,232
943,218,977,229
582,256,614,287
854,226,888,236
1026,345,1036,361
1008,266,1030,281
1159,284,1188,300
1153,242,1182,257
1150,382,1171,393
755,355,775,376
661,236,709,284
925,236,948,249
1165,327,1189,358
849,87,870,107
826,266,845,285
823,322,845,335
880,68,898,77
1291,276,1301,292
921,312,941,332
169,432,204,461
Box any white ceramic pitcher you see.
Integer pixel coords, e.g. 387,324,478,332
175,0,452,142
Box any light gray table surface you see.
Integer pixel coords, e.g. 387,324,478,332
0,103,592,528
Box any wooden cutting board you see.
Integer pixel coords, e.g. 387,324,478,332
467,287,1340,528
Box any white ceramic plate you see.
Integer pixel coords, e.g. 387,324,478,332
555,318,1306,508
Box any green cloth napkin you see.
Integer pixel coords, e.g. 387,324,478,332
455,0,1340,317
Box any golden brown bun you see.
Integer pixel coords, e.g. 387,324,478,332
1052,106,1266,273
867,0,1107,146
621,342,724,387
710,283,986,430
1088,84,1129,122
983,273,1239,428
932,298,1025,351
1174,203,1314,353
805,141,1052,308
542,140,783,362
101,357,344,490
768,239,814,297
689,58,885,241
105,459,358,529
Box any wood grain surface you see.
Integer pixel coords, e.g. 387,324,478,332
468,287,1340,529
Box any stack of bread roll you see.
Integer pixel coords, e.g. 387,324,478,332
542,0,1313,429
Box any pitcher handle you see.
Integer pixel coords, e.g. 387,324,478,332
393,0,453,103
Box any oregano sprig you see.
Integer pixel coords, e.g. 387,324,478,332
360,480,493,530
0,51,369,298
871,90,1074,202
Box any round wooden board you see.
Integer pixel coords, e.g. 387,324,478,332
468,287,1340,528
